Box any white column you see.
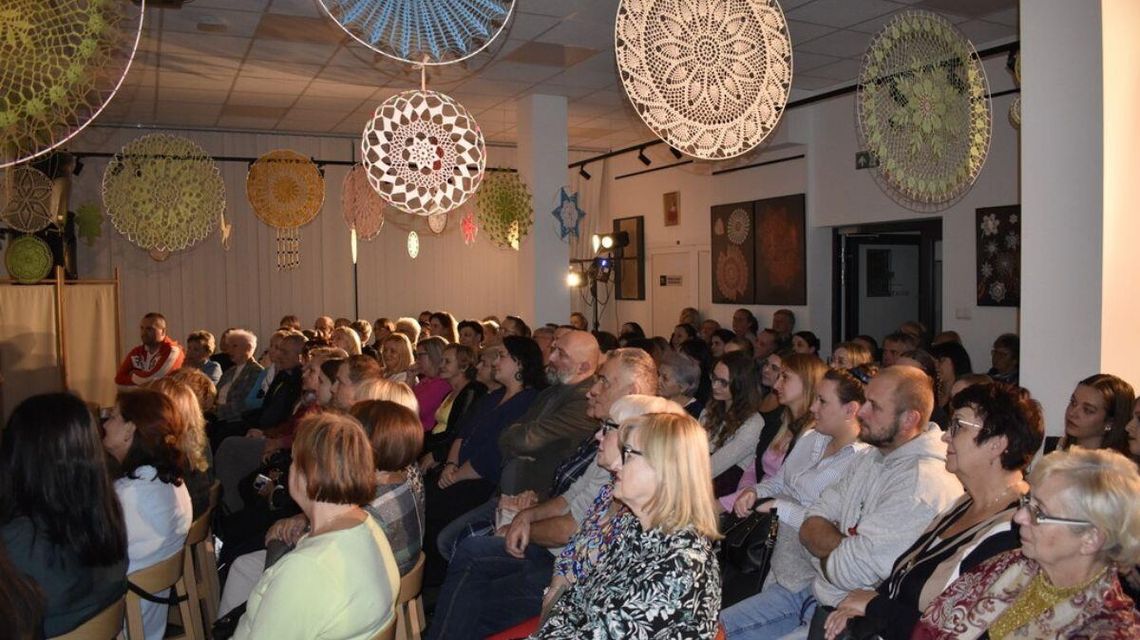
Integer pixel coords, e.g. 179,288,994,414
516,94,570,326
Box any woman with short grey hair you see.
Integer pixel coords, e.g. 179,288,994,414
657,351,702,418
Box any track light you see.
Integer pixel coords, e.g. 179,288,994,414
669,147,683,160
579,165,591,180
637,147,651,166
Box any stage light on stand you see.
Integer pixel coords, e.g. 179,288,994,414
566,267,584,288
590,231,629,254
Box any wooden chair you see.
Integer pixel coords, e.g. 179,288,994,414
395,553,426,640
178,507,215,639
123,549,200,640
49,596,125,640
373,616,396,640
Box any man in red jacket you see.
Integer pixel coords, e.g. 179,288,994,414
115,312,185,386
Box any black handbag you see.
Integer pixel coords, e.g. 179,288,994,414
719,502,779,607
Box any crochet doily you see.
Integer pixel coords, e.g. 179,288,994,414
553,187,585,241
427,212,447,234
102,134,225,253
4,234,53,283
361,89,486,217
716,244,749,301
726,207,750,245
475,170,532,250
0,0,144,168
246,149,325,229
317,0,514,65
857,11,991,210
407,230,420,258
342,164,385,240
2,165,55,232
615,0,793,160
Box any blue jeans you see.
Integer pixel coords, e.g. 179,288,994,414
719,583,816,639
426,534,554,640
436,497,497,561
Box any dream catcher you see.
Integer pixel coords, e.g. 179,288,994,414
246,149,325,270
857,11,991,210
476,170,532,251
614,0,793,159
102,134,225,259
1,165,55,232
0,0,145,168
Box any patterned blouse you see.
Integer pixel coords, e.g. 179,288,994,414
534,523,721,639
553,483,635,581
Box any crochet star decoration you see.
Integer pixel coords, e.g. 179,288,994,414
75,202,103,246
552,187,585,240
461,209,478,245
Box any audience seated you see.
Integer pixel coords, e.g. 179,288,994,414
823,382,1044,640
733,308,759,338
151,377,213,518
481,319,500,343
657,350,703,417
679,337,714,407
1,393,129,638
352,319,377,359
899,320,929,348
671,322,698,351
881,331,920,367
699,318,721,343
312,315,334,342
930,341,974,417
429,311,459,344
457,319,485,350
382,332,415,384
1057,373,1135,456
532,325,556,362
755,350,793,463
754,328,779,362
212,329,263,423
412,337,454,432
186,329,223,384
914,448,1140,639
988,332,1020,384
104,388,192,640
210,327,238,372
853,334,880,363
772,309,796,347
791,331,821,357
372,317,395,347
830,340,874,370
710,328,736,358
115,312,185,386
330,325,362,356
702,351,765,496
394,317,421,346
725,334,755,358
232,413,400,639
331,355,385,411
568,311,589,331
501,315,532,338
241,331,305,433
421,343,489,469
898,349,950,428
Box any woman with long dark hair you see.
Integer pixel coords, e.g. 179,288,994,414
1,393,129,637
701,351,764,496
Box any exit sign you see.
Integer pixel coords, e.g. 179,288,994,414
659,275,683,286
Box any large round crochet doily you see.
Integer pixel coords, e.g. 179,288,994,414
2,165,55,233
362,89,486,217
342,164,385,240
0,0,145,168
615,0,793,160
247,149,325,229
317,0,514,65
475,170,531,250
4,234,53,283
857,11,991,210
102,134,225,253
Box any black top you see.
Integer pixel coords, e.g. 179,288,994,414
1,516,127,637
243,366,303,430
755,405,786,480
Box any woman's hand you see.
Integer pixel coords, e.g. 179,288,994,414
733,488,758,517
438,463,458,488
418,453,438,471
823,590,876,640
266,513,309,546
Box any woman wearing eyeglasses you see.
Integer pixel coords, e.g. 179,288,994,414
701,351,764,496
910,447,1140,639
411,337,453,432
823,382,1045,640
534,412,722,639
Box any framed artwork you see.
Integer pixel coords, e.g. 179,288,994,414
754,194,807,305
663,191,680,226
710,201,756,304
976,205,1020,306
614,216,645,300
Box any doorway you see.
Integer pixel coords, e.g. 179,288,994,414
650,250,696,338
832,219,942,346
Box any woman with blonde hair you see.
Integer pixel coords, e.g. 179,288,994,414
829,341,873,370
150,377,213,518
412,336,453,432
535,412,721,638
382,333,415,384
914,448,1140,639
331,325,363,356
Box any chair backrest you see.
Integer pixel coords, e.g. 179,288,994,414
49,596,125,640
185,510,212,547
207,481,221,513
397,552,425,606
128,549,185,593
372,616,396,640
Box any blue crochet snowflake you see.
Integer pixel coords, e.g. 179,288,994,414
553,187,586,241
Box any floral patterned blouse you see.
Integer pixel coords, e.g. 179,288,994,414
553,483,635,581
533,523,721,639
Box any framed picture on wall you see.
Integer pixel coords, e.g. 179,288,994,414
976,205,1020,306
663,191,679,227
754,194,807,305
614,216,645,300
710,201,756,304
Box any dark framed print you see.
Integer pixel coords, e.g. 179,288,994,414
663,191,679,226
710,201,756,304
614,216,645,300
753,194,806,305
976,205,1020,306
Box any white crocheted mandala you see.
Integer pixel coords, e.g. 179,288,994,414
361,90,486,217
615,0,793,160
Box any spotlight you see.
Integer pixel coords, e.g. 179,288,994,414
591,231,630,254
637,147,651,166
592,256,613,283
669,147,683,160
566,268,584,288
579,165,591,180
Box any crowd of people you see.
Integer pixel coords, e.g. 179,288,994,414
3,306,1140,640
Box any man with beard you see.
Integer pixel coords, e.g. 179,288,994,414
115,312,185,386
427,348,658,640
719,366,962,639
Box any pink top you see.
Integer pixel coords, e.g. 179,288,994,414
413,376,452,432
717,445,788,512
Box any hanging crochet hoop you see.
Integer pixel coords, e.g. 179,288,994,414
4,234,53,283
0,0,145,168
247,149,325,270
615,0,793,160
316,0,515,66
406,230,420,258
857,11,991,210
475,170,532,250
2,165,55,233
427,212,447,234
102,134,225,254
361,89,486,217
342,164,385,240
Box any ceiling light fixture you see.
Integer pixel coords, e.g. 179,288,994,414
669,146,683,160
638,147,651,166
579,165,591,180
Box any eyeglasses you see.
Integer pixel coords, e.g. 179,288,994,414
947,415,984,438
709,374,729,387
600,419,620,435
1018,495,1092,527
620,444,643,464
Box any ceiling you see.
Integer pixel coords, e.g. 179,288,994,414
99,0,1019,152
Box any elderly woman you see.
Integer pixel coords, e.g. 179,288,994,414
233,413,400,639
823,382,1045,640
658,350,703,417
533,412,722,638
412,336,453,432
103,388,191,640
212,329,263,423
1058,373,1135,455
912,447,1140,639
1,394,128,637
381,333,415,384
186,330,223,384
421,343,488,470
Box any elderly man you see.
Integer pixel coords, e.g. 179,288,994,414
243,331,305,431
115,312,185,386
772,308,796,345
211,329,262,423
313,315,334,342
719,366,962,639
428,348,659,640
881,331,919,368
